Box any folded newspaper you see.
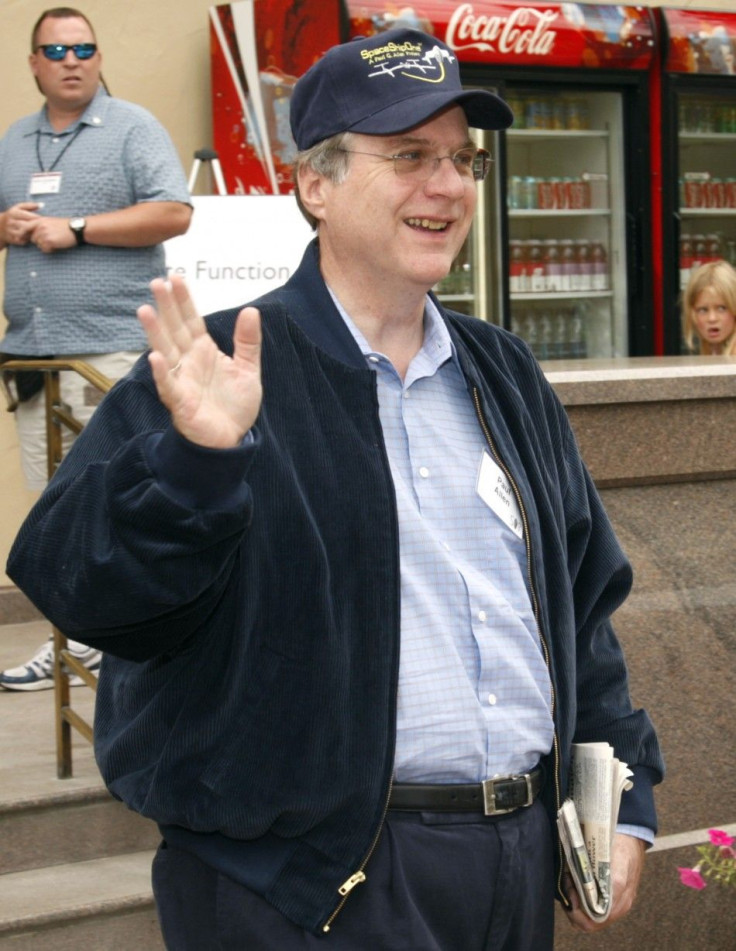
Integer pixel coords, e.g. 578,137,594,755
557,743,634,922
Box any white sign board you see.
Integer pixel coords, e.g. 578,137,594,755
164,195,313,315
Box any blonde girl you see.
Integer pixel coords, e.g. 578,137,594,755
682,259,736,355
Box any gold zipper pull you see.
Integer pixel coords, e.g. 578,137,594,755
338,871,366,896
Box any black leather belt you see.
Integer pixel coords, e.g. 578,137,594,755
388,769,543,816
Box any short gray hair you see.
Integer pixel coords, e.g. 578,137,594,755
292,132,354,230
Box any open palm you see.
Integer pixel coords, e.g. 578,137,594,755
137,275,262,449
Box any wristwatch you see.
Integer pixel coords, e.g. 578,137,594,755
69,217,87,246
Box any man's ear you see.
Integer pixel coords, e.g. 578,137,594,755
297,165,328,225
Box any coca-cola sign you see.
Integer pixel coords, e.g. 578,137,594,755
346,1,656,70
446,4,559,57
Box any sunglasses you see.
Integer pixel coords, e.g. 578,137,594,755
35,43,98,61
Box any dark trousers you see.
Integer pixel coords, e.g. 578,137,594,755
152,799,555,950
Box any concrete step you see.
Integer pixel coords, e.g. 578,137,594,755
1,786,160,876
0,614,163,949
0,852,164,950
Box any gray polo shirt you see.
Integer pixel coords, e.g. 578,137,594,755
0,89,191,355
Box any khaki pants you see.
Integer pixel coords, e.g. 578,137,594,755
14,350,142,490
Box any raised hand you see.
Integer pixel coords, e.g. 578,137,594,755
137,275,262,449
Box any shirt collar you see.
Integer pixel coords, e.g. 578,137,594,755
327,288,456,378
32,86,110,136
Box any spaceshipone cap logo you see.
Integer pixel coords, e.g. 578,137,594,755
359,37,454,83
290,28,513,151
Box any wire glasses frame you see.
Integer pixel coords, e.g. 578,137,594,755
336,146,493,183
35,43,98,61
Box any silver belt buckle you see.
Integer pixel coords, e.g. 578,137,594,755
481,773,534,816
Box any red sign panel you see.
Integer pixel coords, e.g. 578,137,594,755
663,8,736,74
210,1,341,194
345,1,655,70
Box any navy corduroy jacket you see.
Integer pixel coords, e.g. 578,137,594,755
8,240,663,934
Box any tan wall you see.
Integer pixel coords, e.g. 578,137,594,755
0,0,215,582
1,0,736,583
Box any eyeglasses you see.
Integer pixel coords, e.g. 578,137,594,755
35,43,98,61
336,146,492,183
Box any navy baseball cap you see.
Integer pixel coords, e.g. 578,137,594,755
290,28,513,150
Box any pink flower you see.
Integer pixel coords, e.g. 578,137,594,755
678,866,707,890
708,829,735,848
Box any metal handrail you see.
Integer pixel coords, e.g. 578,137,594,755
3,359,113,777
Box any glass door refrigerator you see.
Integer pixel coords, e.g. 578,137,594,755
345,1,657,361
499,82,634,360
658,7,736,354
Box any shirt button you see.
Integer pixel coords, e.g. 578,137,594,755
488,693,498,706
30,271,37,278
35,307,42,314
52,137,60,144
478,610,487,622
92,116,102,125
419,466,430,479
368,355,379,364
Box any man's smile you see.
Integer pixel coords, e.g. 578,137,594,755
405,218,450,231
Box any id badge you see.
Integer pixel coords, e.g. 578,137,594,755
29,172,62,196
476,451,524,539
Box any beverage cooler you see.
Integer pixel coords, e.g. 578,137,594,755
345,2,657,360
658,7,736,354
210,2,660,360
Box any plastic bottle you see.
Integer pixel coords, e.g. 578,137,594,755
509,240,527,293
559,239,576,292
679,234,693,289
691,234,707,271
538,310,552,359
591,242,609,291
569,307,587,358
705,233,722,262
552,309,570,360
522,311,540,357
574,239,592,292
543,239,562,292
528,240,546,292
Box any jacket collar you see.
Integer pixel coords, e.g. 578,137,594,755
261,239,368,371
264,238,467,376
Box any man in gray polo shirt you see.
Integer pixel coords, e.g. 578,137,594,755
0,6,192,691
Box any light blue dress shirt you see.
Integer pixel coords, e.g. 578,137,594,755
331,291,554,783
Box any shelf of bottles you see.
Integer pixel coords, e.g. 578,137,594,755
677,93,736,304
503,90,624,360
434,234,475,315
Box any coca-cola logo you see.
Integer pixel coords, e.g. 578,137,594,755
446,3,559,57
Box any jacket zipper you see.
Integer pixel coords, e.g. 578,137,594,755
472,388,570,909
322,778,395,933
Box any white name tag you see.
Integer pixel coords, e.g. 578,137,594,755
477,451,524,539
29,171,62,195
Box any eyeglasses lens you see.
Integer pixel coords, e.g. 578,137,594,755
39,43,97,61
394,149,491,183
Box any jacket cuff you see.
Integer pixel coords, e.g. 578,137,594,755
145,426,259,510
617,764,660,835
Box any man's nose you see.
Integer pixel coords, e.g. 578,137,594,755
425,156,466,193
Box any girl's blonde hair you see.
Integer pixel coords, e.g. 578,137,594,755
682,259,736,355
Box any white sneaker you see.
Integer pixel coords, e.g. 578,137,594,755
0,639,101,692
